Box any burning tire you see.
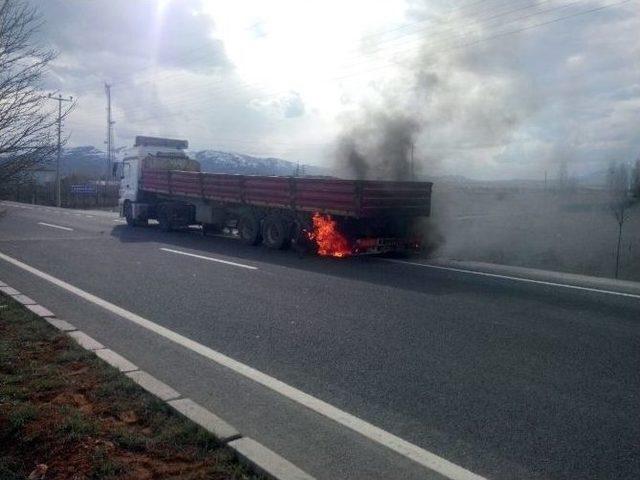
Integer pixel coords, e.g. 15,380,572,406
262,214,291,250
238,213,262,245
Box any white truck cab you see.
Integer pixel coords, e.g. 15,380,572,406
117,136,199,225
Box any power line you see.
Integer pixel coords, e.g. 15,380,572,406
62,0,565,98
63,0,513,94
62,0,633,156
339,0,581,71
64,0,628,109
331,0,633,82
55,0,582,127
114,0,632,122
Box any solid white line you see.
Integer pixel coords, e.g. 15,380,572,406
0,250,484,480
383,259,640,300
37,222,74,232
160,247,258,271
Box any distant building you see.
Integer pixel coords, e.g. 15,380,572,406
30,167,56,185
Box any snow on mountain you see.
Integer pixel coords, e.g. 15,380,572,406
192,150,326,176
59,146,327,178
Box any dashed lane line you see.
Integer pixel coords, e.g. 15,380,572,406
160,247,258,271
37,222,74,232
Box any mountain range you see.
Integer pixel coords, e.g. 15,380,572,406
52,146,620,188
56,146,328,178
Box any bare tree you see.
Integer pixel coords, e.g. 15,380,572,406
608,161,636,278
0,0,72,184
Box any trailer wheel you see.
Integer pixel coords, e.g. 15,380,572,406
158,205,173,232
262,214,291,250
238,213,262,245
291,220,315,255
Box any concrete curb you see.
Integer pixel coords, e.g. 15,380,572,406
229,437,315,480
25,303,55,317
68,330,105,351
126,370,181,401
45,317,77,332
168,398,241,443
0,286,21,295
0,286,316,480
13,294,37,305
95,348,138,372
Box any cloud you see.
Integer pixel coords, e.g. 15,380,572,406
249,91,306,119
23,0,640,179
33,0,230,89
282,92,306,118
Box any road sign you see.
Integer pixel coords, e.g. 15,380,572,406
70,184,97,195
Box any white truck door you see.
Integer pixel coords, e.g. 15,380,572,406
120,158,139,204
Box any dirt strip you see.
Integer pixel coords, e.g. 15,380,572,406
0,293,261,480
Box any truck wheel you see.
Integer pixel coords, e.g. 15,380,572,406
202,223,222,236
124,202,135,227
124,201,147,227
262,214,291,250
158,206,173,232
238,214,262,245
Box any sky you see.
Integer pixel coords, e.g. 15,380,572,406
31,0,640,180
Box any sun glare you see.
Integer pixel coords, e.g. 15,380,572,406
201,0,406,111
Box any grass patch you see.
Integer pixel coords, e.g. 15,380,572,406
0,294,261,479
90,447,126,479
56,407,100,443
4,402,38,437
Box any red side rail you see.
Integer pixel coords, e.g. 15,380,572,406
140,169,432,218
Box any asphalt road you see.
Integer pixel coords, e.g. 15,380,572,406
1,201,638,480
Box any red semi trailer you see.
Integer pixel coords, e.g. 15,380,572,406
118,136,432,256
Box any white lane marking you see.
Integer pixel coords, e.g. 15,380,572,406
383,259,640,300
114,219,126,223
84,215,94,218
37,222,74,232
0,250,484,480
160,247,258,271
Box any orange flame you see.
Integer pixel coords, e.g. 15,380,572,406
308,213,351,257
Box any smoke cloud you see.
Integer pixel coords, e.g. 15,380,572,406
334,1,550,181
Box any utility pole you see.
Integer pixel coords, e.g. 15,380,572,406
410,142,415,180
105,83,115,179
47,93,73,207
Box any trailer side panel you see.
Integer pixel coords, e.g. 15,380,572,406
139,169,432,219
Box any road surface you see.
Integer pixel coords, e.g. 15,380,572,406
0,200,638,480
